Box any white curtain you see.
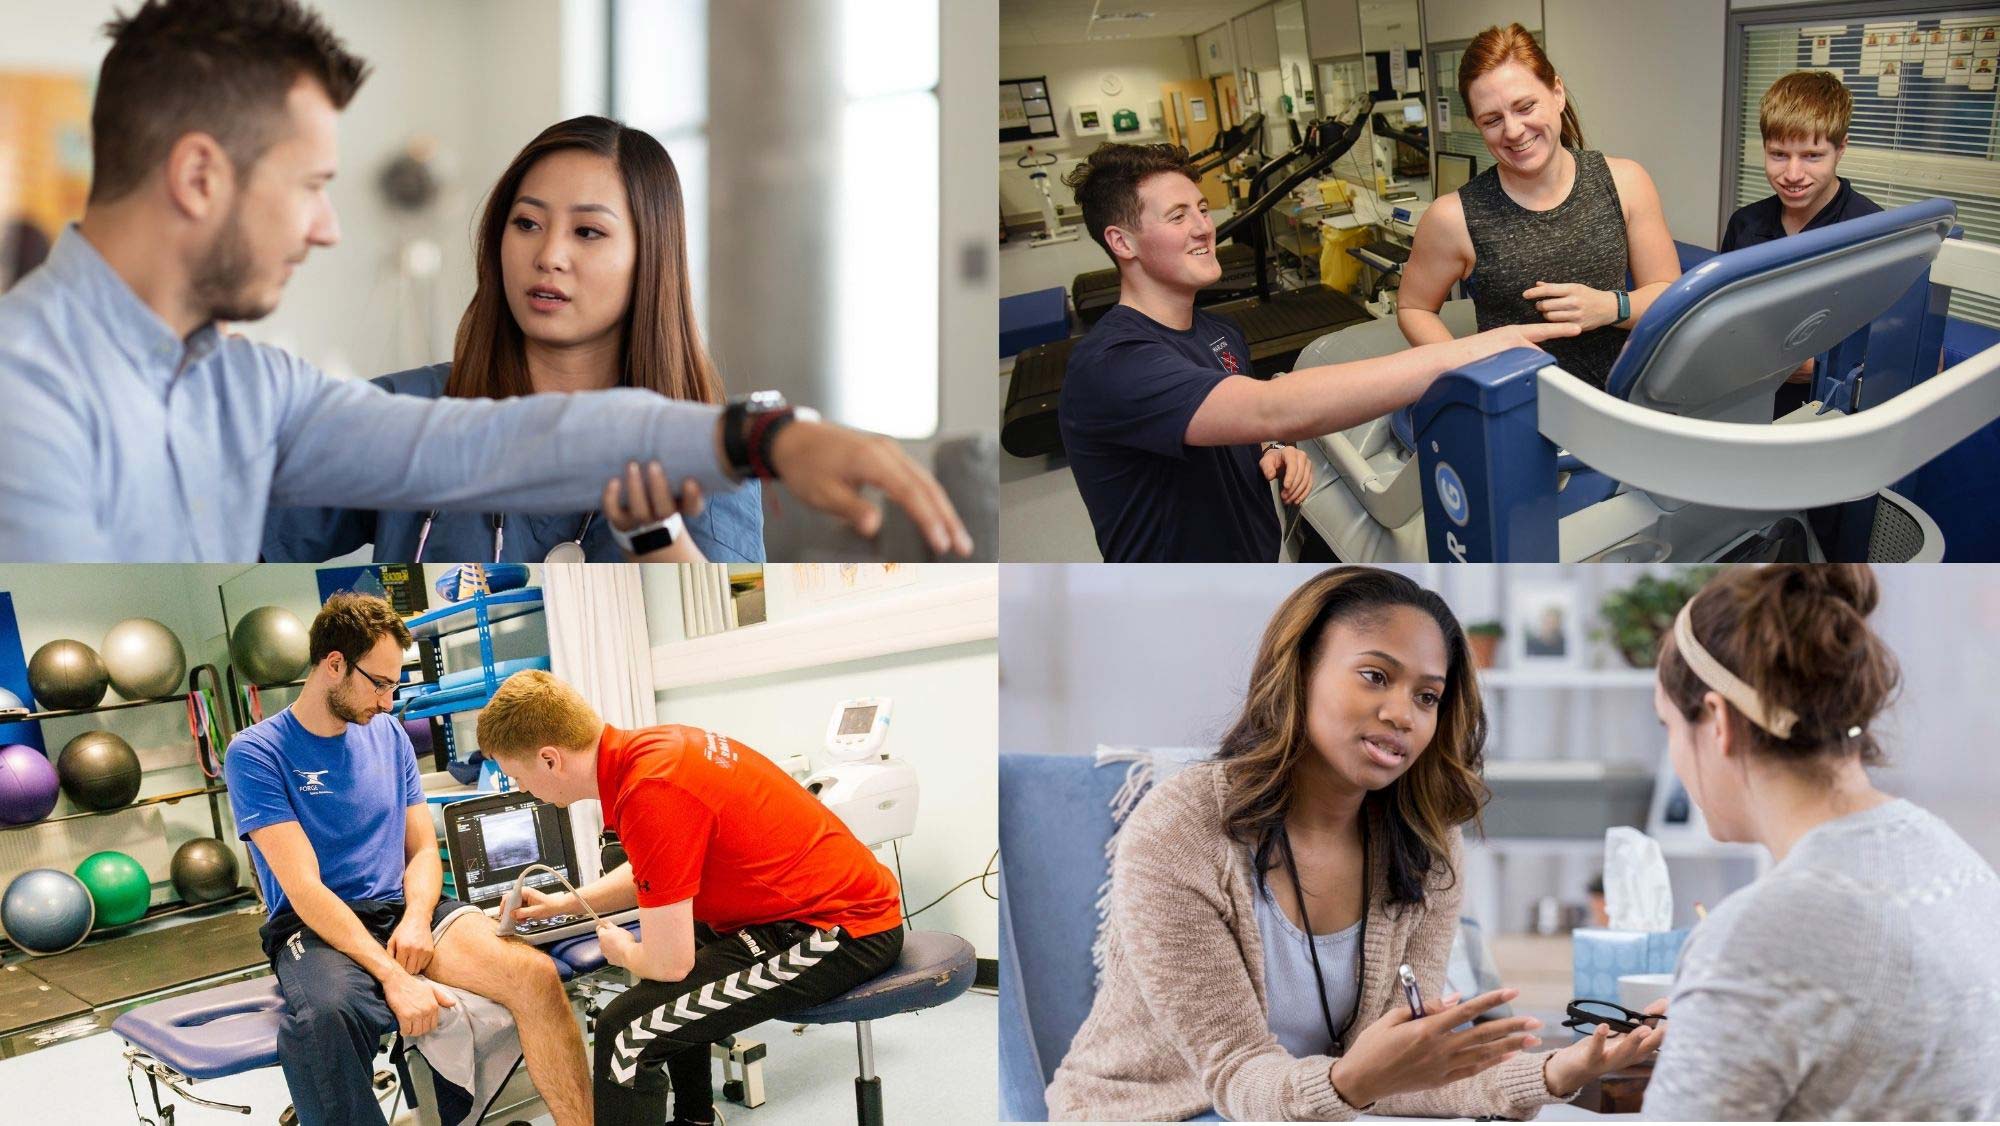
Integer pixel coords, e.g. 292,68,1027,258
542,563,659,883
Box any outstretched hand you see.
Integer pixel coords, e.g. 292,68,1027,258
1543,997,1669,1096
765,420,973,557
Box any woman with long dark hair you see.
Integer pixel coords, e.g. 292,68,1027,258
1644,565,1999,1119
1047,566,1656,1121
262,116,761,563
1395,24,1680,390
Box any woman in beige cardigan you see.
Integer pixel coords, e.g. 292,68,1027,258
1046,567,1661,1121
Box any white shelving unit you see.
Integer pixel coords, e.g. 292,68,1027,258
1465,658,1768,938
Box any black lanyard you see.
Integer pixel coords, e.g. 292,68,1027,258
1276,817,1370,1050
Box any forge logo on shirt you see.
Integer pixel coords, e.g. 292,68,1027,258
1209,336,1243,375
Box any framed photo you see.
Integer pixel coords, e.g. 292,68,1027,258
1507,581,1583,668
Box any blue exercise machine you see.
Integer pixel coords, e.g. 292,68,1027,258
1295,199,2000,561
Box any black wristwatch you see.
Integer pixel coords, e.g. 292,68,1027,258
612,512,685,557
722,391,821,481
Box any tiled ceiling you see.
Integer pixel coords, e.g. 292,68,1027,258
1001,0,1276,47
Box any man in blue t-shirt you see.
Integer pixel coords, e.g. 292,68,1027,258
1056,143,1577,561
226,593,589,1126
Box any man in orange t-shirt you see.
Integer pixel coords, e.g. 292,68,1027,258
477,670,903,1126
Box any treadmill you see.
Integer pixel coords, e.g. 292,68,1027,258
1069,112,1269,327
1370,111,1431,180
1198,107,1376,375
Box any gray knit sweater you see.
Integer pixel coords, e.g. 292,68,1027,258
1045,761,1568,1121
1643,799,2000,1120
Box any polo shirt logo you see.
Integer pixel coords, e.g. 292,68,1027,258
1209,336,1242,375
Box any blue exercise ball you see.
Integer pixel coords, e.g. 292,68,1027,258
2,868,95,955
0,743,60,825
0,686,23,712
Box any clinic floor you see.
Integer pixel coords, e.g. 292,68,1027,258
0,988,996,1125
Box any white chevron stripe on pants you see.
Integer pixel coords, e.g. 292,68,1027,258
608,929,844,1085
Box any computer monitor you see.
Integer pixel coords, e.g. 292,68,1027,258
442,791,626,945
1436,152,1475,195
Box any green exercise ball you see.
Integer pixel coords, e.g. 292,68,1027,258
229,606,311,686
27,639,109,711
74,850,150,929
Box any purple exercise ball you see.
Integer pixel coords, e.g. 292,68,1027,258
0,744,60,825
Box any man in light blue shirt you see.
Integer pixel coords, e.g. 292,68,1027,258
0,0,969,562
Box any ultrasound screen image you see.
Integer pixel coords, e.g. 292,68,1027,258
481,807,541,871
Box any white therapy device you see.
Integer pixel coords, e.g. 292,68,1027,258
806,696,918,847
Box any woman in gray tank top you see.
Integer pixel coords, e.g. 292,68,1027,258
1397,24,1680,390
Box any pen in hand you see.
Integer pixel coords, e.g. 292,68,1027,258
1399,962,1426,1019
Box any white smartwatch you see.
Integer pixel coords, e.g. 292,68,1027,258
611,511,686,557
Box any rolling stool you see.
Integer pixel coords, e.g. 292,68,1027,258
786,929,977,1126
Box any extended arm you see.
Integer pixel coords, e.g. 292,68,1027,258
1184,321,1580,447
263,353,970,556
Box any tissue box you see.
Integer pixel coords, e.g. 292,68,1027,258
1571,927,1690,1002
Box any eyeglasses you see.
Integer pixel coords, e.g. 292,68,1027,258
1563,999,1667,1036
344,658,399,696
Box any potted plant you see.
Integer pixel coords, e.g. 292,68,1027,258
1465,621,1503,669
1595,567,1720,668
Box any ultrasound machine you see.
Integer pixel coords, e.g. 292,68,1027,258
442,791,638,945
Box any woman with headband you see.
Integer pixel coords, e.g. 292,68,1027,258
1644,564,2000,1120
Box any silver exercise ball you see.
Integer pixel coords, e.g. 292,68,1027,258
229,606,311,686
27,640,109,711
101,618,188,699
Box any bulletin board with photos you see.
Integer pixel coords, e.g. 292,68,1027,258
1001,75,1061,143
1789,14,2000,157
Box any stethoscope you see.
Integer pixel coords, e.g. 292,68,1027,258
413,511,596,564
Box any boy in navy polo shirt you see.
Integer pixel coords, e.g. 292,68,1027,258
1721,70,1883,419
1056,143,1576,562
226,593,589,1126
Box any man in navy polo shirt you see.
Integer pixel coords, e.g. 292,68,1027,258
1056,143,1574,562
226,592,590,1126
1721,70,1883,420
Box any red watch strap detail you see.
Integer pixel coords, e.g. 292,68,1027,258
745,408,786,480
